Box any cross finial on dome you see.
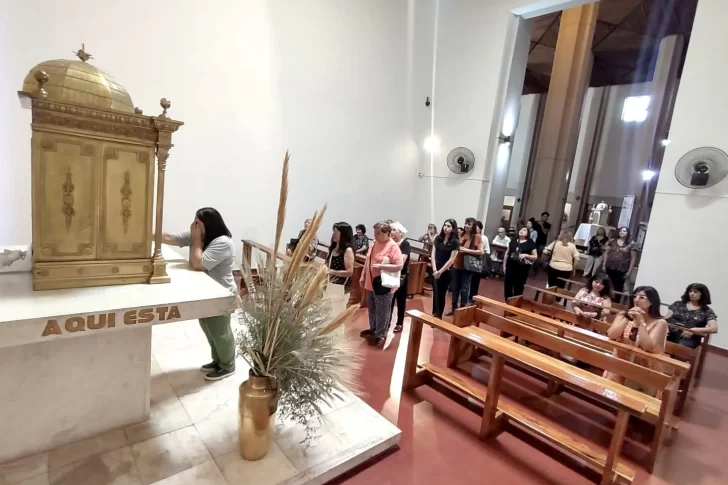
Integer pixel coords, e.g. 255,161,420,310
74,44,93,62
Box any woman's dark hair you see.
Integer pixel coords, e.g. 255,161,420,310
475,220,483,233
681,283,712,306
616,226,631,243
355,224,366,234
195,207,232,250
587,272,613,299
631,285,662,319
464,217,477,231
437,219,458,243
329,222,355,256
596,227,607,238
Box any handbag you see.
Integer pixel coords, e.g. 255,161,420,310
369,248,391,295
463,234,483,273
380,256,401,289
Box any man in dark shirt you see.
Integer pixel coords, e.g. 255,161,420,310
533,212,551,250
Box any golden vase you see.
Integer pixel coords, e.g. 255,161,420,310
238,373,279,460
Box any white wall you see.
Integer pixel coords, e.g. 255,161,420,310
0,0,423,251
637,0,728,349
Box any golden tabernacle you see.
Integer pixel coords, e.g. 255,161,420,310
18,46,183,290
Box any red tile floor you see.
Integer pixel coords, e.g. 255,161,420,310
334,274,728,485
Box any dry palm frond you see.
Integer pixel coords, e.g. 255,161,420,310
235,151,360,446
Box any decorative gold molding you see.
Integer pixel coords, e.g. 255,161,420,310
40,139,55,150
61,168,75,231
34,110,159,142
120,171,132,234
80,144,95,156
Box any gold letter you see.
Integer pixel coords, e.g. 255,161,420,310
108,313,116,327
167,306,181,320
65,317,85,332
87,314,106,330
156,306,168,321
42,320,62,337
137,308,154,324
124,311,137,325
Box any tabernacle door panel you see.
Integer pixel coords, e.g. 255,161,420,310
98,143,154,260
33,134,99,261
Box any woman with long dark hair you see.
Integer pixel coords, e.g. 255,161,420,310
573,273,613,320
431,219,459,318
448,217,484,315
666,283,719,348
584,227,609,278
327,222,355,292
502,226,538,299
604,286,668,391
162,208,236,381
603,226,638,292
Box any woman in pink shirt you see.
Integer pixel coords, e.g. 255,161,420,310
359,221,404,346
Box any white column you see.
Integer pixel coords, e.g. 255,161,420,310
480,14,532,240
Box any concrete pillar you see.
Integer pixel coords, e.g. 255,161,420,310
564,86,608,233
633,34,684,229
524,4,598,235
479,14,532,240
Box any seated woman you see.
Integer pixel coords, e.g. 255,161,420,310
573,273,613,320
604,286,668,392
666,283,718,349
354,224,370,255
288,218,319,261
419,223,438,252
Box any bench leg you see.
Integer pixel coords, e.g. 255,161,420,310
601,410,629,485
447,338,475,368
402,319,424,391
479,354,506,439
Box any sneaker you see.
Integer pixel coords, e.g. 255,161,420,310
393,325,403,333
200,362,218,372
445,310,455,317
359,329,373,338
204,367,236,381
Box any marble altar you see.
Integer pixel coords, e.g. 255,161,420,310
0,246,235,463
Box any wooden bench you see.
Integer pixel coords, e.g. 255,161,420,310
455,299,682,472
404,309,651,485
556,278,711,383
508,295,699,415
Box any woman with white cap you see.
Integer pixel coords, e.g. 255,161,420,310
390,222,411,333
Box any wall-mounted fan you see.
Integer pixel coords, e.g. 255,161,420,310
675,147,728,189
446,147,475,175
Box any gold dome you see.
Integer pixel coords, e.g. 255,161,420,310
22,52,134,113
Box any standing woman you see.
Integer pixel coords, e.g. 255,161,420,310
605,286,668,392
666,283,719,348
354,224,369,255
542,230,579,291
603,227,638,292
503,226,538,299
448,217,485,315
327,222,356,293
584,227,609,278
359,221,404,346
468,221,490,305
431,219,460,318
390,222,411,333
162,208,237,381
526,219,538,243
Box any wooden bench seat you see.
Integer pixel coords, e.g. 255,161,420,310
419,363,636,484
405,310,648,485
453,302,678,471
507,295,698,415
